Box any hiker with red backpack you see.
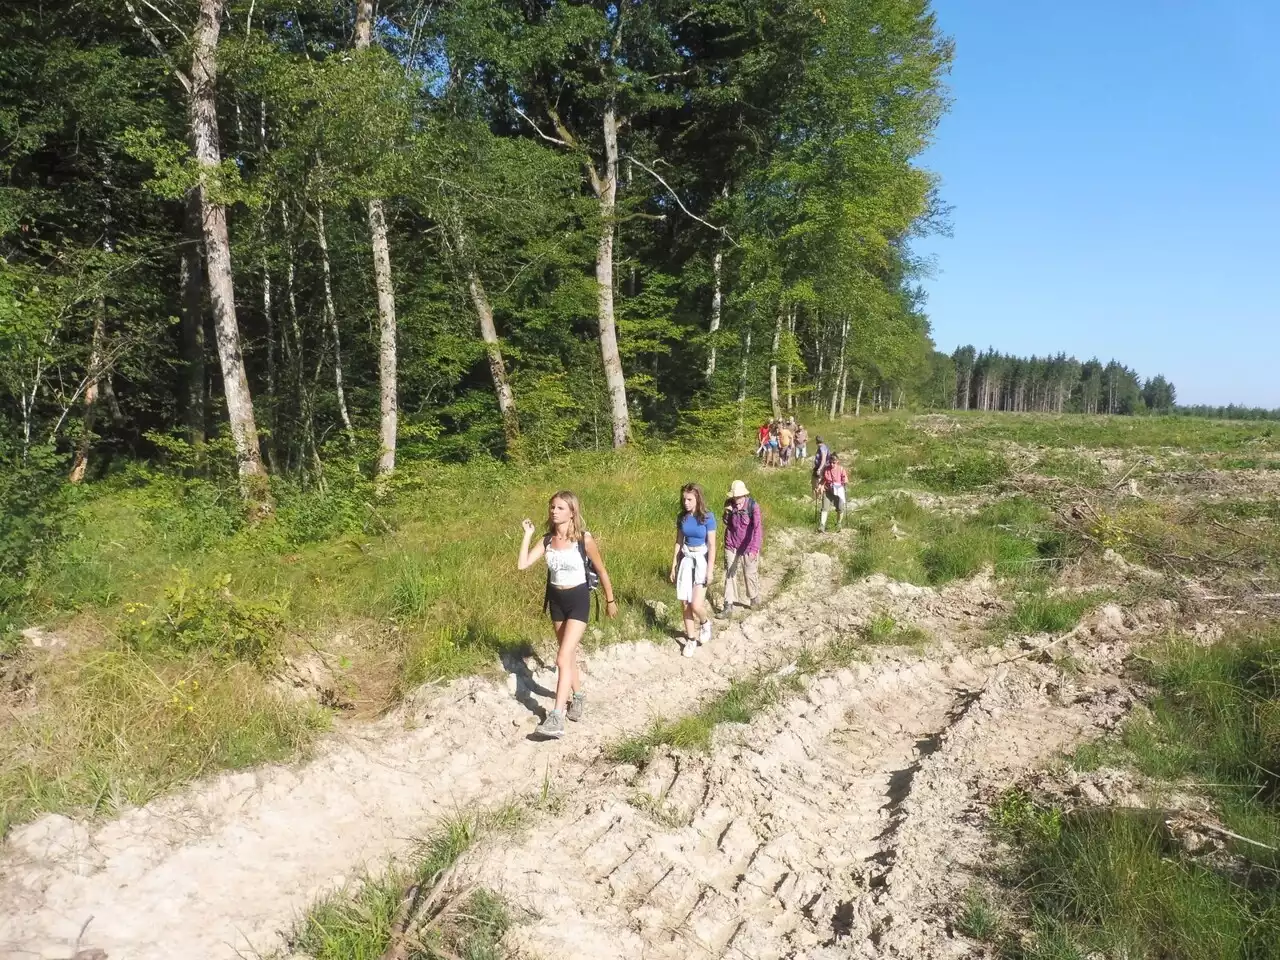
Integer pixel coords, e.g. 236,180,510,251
670,483,717,658
722,480,762,614
518,491,617,739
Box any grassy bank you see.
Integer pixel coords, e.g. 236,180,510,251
972,623,1280,959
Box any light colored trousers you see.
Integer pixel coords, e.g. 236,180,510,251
724,548,761,605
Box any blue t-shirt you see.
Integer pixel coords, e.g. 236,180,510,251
679,511,717,548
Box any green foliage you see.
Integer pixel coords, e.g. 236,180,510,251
956,886,1003,941
0,648,325,835
121,570,284,669
915,448,1011,492
0,444,66,617
1000,593,1102,636
994,624,1280,959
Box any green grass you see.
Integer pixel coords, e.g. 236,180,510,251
289,800,533,960
956,885,1003,941
999,592,1104,636
845,493,1070,587
606,674,785,766
0,647,327,836
986,624,1280,959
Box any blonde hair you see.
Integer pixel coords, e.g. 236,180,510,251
546,490,585,541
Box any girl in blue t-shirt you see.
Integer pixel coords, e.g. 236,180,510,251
669,483,717,657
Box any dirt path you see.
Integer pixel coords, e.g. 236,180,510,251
0,530,823,960
459,602,1143,959
0,523,1156,960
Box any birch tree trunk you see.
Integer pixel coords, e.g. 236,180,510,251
314,201,355,447
467,268,520,450
855,379,864,417
258,103,277,472
593,99,631,448
737,316,753,437
180,189,206,449
190,0,270,512
786,304,795,412
705,248,723,378
355,0,399,476
769,304,783,419
69,296,107,484
829,315,847,419
445,213,519,451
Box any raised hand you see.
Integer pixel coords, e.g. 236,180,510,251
521,518,536,536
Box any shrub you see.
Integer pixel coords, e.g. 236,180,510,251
122,570,284,668
914,449,1010,492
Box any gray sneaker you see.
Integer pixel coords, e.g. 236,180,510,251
567,692,587,723
535,709,566,739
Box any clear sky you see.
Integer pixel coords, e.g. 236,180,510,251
914,1,1280,408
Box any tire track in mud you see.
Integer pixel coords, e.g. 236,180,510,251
0,530,891,960
458,619,1145,960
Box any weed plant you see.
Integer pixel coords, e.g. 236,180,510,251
0,649,326,835
291,801,529,960
989,624,1280,959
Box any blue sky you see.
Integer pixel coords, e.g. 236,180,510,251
914,1,1280,407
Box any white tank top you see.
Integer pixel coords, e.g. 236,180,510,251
545,540,587,588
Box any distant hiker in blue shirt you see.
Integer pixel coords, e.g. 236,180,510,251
669,483,716,658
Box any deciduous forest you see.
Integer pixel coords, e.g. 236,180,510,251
1,0,953,507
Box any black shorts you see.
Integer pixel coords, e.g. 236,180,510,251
546,583,591,624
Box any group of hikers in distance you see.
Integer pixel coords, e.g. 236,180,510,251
757,416,808,467
516,435,848,741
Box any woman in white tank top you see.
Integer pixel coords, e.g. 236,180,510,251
517,491,617,739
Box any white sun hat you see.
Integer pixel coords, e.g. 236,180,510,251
728,480,750,498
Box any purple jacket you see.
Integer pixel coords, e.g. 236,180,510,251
723,499,763,555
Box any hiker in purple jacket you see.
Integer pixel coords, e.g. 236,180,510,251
722,480,763,612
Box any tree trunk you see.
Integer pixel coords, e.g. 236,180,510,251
737,313,753,437
855,379,864,417
69,296,108,484
786,304,796,412
466,269,520,450
190,0,270,512
354,1,399,475
705,248,723,378
368,198,398,475
829,315,847,419
315,201,356,448
769,304,783,419
839,367,848,415
445,214,519,451
180,189,206,450
593,99,631,447
814,339,825,414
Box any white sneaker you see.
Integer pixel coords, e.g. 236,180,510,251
699,619,713,644
682,639,698,658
